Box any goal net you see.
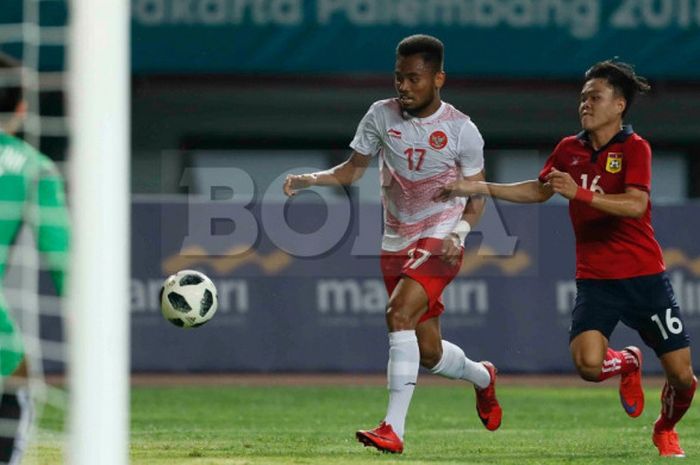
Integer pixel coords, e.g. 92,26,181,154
0,0,70,463
1,1,129,464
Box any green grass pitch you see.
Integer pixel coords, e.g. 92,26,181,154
30,383,698,464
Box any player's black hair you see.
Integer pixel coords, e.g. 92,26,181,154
0,52,22,114
396,34,444,74
585,60,650,118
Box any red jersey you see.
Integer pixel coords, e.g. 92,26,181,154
538,126,665,279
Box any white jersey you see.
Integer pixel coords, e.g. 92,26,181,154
350,99,484,251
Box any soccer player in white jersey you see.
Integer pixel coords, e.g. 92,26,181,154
283,34,501,454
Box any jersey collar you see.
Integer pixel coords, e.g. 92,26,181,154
576,125,634,162
399,101,446,123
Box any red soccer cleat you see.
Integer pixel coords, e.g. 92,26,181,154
356,421,404,454
653,428,686,458
475,361,502,431
619,346,644,418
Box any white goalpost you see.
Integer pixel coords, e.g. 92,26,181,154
67,0,130,464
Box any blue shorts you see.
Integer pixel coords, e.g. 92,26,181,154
570,272,690,357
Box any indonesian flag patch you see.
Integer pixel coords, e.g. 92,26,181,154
429,130,448,150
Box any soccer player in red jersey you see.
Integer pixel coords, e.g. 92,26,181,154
284,35,502,454
435,60,695,458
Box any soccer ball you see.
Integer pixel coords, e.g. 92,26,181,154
160,270,218,328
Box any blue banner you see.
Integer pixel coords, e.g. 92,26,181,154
5,1,700,77
131,0,700,77
130,199,700,373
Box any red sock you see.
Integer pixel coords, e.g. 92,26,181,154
597,348,639,381
655,376,697,433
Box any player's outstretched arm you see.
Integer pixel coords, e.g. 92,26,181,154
545,168,648,218
460,171,487,226
440,170,487,265
283,151,371,197
433,178,553,204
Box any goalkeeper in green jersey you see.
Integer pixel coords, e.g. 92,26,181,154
0,52,69,464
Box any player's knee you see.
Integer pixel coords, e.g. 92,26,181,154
573,354,602,382
418,342,442,369
385,304,414,331
666,366,696,389
385,292,422,330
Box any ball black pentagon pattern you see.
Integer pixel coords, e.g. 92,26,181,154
167,291,192,313
179,274,204,286
199,289,214,317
